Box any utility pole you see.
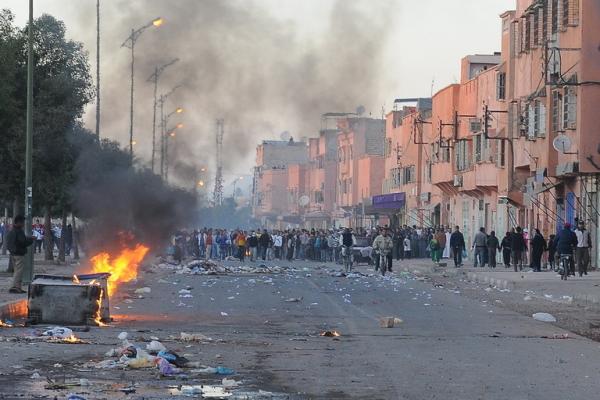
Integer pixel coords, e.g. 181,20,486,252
147,58,178,173
23,0,34,284
213,119,224,206
95,0,100,139
121,17,163,164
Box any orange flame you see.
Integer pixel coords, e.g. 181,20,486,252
90,244,149,296
94,288,108,327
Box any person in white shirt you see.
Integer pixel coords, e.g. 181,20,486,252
574,221,592,276
273,232,283,260
403,237,412,259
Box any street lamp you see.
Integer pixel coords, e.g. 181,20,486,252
121,16,163,164
164,123,183,182
157,85,182,178
23,0,34,283
147,58,179,173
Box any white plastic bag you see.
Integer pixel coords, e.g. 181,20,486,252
532,312,557,322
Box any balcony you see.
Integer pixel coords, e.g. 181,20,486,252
459,162,498,196
431,162,456,195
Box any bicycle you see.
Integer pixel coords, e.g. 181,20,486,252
341,245,353,273
557,254,573,280
378,251,391,276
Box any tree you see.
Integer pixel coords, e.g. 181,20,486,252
0,10,25,213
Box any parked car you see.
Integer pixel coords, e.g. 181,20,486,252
352,236,373,264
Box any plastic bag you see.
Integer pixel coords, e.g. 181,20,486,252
42,327,73,339
532,312,557,322
146,340,166,353
157,358,181,376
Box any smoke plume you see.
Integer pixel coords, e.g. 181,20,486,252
74,0,397,185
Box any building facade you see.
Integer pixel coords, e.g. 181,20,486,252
250,0,600,265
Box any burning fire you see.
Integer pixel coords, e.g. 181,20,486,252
0,319,13,328
90,244,150,296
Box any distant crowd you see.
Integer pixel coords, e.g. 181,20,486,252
170,221,593,277
170,225,453,264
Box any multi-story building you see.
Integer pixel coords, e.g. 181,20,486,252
335,115,386,227
250,1,600,265
252,139,308,227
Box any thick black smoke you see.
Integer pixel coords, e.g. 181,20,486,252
71,130,195,252
75,0,397,184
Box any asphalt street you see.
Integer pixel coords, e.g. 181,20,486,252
1,259,600,399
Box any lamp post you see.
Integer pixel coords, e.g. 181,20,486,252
158,85,182,178
121,16,163,164
23,0,34,284
164,123,183,183
147,58,178,173
95,0,100,138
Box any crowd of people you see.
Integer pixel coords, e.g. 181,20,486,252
170,221,594,278
169,225,454,265
448,220,593,276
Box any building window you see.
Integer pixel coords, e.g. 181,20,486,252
542,2,549,41
426,162,432,183
524,16,531,51
474,135,482,162
563,87,577,130
498,140,506,167
533,10,539,46
552,90,563,133
496,72,506,100
536,100,547,137
562,0,579,27
551,0,559,34
456,140,470,171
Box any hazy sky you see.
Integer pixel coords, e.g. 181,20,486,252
3,0,514,186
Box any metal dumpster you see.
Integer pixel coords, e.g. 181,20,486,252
28,273,111,325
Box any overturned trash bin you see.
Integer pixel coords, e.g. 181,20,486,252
28,273,111,326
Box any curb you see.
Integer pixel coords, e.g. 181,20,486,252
0,299,28,321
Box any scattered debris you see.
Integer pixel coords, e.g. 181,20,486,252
379,317,403,328
134,287,151,294
179,332,212,342
532,312,557,323
284,297,302,302
320,330,341,337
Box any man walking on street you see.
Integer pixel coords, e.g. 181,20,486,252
373,228,394,272
449,226,465,267
6,215,34,294
486,231,500,268
511,227,527,272
472,227,487,268
574,221,592,276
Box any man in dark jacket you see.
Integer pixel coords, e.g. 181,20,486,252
259,230,271,260
6,215,34,294
510,227,527,272
449,226,465,267
554,223,578,275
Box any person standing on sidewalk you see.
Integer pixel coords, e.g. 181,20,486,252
472,227,488,268
434,229,446,264
530,229,546,272
547,234,557,270
511,227,526,272
501,231,512,268
449,226,465,267
6,215,34,294
486,231,500,268
574,222,592,276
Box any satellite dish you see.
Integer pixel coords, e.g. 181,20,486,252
299,195,310,207
553,135,572,154
280,131,291,141
356,105,366,116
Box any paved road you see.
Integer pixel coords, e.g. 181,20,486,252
1,259,600,399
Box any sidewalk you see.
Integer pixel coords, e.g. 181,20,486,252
0,253,79,320
394,257,600,307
